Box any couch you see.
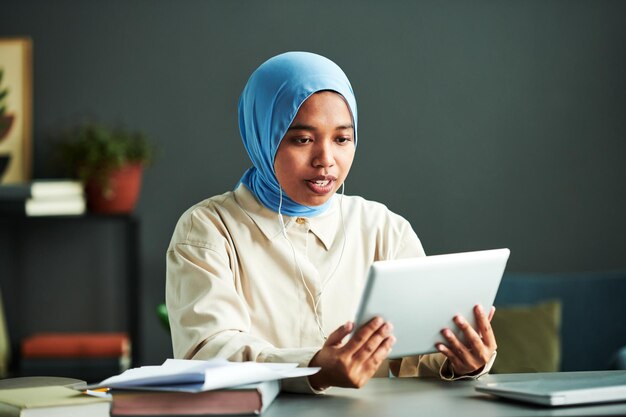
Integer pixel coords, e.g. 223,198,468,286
492,270,626,372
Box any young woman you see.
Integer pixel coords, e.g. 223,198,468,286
166,52,497,393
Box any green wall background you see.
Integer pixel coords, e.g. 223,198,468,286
2,0,625,365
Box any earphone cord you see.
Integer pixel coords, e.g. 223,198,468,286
278,185,347,341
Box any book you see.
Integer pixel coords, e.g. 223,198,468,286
91,359,319,415
20,333,131,383
110,380,280,416
0,180,83,201
0,180,85,216
0,196,86,216
0,385,110,417
22,332,130,358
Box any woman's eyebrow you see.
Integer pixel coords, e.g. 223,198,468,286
287,123,316,131
287,123,354,131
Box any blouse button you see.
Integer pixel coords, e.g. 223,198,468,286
295,217,307,225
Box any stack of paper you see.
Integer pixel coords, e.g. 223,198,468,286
96,358,319,391
93,358,319,416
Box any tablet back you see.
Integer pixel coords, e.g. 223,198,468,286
354,248,510,358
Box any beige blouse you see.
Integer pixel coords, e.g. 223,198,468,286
166,185,491,393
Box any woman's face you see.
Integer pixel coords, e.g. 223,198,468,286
274,91,355,207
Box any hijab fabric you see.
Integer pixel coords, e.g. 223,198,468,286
237,51,358,217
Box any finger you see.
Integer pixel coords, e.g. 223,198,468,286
352,322,394,363
454,314,480,344
441,327,472,365
474,305,497,348
436,343,467,374
366,335,396,372
488,306,496,322
343,316,386,355
453,314,488,360
325,321,354,347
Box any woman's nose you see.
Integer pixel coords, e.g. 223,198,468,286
312,142,335,168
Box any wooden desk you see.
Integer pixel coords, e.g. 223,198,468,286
262,374,626,417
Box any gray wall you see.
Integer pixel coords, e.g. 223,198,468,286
1,0,625,366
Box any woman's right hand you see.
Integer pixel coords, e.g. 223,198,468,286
307,317,395,390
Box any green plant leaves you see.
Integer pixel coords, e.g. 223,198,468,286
0,68,8,117
55,123,155,185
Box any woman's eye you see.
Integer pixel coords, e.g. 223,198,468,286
293,137,312,144
336,137,352,144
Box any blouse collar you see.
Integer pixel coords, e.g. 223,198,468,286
234,184,340,251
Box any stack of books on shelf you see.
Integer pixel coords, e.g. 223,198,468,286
90,358,320,416
0,179,85,216
20,332,131,384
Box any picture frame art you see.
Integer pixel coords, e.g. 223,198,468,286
0,37,32,184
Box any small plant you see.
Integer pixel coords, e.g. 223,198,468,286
56,123,155,187
0,68,8,117
0,69,11,136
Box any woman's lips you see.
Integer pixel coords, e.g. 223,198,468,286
306,178,336,194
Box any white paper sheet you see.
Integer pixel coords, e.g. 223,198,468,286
96,358,319,392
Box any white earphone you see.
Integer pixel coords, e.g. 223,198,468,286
277,184,347,341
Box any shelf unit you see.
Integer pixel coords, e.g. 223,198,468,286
0,214,140,374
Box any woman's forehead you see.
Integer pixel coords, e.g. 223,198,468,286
289,91,354,128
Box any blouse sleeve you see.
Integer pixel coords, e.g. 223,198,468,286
165,210,319,393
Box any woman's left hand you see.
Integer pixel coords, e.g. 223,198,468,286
436,304,497,376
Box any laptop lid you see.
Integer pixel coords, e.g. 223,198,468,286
476,371,626,406
353,248,510,358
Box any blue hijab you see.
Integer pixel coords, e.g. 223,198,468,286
237,51,358,217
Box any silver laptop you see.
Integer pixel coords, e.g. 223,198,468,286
476,371,626,406
353,248,510,358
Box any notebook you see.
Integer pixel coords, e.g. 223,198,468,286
475,370,626,406
353,248,510,357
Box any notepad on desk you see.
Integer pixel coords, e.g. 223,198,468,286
0,385,110,417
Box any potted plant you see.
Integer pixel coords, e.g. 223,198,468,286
0,69,14,181
56,123,155,214
0,68,14,141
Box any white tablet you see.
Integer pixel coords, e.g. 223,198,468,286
353,248,510,358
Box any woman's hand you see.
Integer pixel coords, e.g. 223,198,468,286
436,304,497,376
307,317,395,390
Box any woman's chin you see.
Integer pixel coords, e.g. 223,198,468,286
294,193,335,207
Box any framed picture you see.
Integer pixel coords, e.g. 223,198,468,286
0,37,32,184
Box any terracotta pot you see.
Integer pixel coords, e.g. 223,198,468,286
86,163,143,214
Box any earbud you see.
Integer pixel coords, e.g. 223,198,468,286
277,182,347,342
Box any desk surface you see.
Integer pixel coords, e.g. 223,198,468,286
264,372,626,417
